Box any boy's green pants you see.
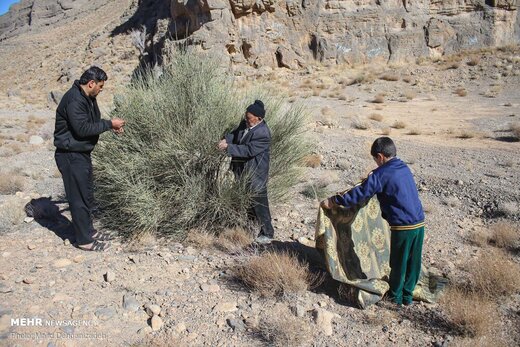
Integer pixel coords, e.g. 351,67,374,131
388,226,424,304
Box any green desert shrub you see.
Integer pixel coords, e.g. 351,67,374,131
93,49,310,240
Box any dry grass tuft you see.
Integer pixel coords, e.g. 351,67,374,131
403,90,416,100
497,201,519,217
466,56,481,66
321,106,334,116
15,134,29,142
467,229,489,247
185,229,216,249
372,94,385,104
447,61,461,70
0,197,26,231
0,173,25,194
352,117,371,130
455,88,468,97
458,130,477,139
489,222,519,249
392,120,406,129
379,74,399,82
510,122,520,139
440,286,497,338
381,127,391,135
216,227,253,252
235,251,316,297
407,128,421,135
368,113,383,122
303,154,322,168
257,308,311,346
467,249,520,298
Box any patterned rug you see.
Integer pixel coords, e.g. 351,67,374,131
315,196,446,308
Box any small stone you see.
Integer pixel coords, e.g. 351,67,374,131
27,244,37,250
227,318,246,332
200,284,220,293
29,136,44,145
313,308,339,336
175,322,187,333
151,316,163,331
73,255,84,263
24,217,34,223
145,304,161,316
23,278,35,284
290,304,306,318
122,295,140,312
53,259,72,268
64,239,71,246
137,326,153,335
213,302,237,313
104,270,115,282
95,307,116,320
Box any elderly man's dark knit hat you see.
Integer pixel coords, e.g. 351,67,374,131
246,100,266,118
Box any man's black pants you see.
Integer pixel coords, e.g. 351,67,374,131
250,188,274,238
55,150,95,246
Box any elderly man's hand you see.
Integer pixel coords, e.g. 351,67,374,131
320,197,335,210
217,139,228,151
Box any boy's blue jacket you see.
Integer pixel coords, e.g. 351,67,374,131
333,157,424,230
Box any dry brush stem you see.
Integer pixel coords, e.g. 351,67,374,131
257,308,311,346
303,154,322,168
234,251,318,297
440,286,498,338
215,227,253,253
392,120,406,129
466,249,520,298
489,221,519,249
0,173,25,194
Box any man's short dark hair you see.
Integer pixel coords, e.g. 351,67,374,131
79,66,108,85
371,137,396,158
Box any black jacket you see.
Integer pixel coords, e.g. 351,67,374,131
225,120,271,191
53,80,112,152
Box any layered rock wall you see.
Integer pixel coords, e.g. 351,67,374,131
1,0,518,69
169,0,520,68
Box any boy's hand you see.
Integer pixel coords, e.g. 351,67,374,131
320,197,335,210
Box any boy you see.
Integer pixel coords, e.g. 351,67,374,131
321,137,424,306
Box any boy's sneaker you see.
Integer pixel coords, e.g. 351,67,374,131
254,235,273,245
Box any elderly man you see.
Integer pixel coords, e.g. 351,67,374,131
218,100,274,244
54,66,125,251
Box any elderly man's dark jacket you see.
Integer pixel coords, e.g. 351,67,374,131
225,119,271,191
54,80,112,153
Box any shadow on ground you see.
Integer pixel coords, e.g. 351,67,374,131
24,197,76,243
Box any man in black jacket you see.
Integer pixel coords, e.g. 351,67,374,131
218,100,274,244
53,66,125,251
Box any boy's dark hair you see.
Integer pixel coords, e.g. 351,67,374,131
371,137,396,158
79,66,108,85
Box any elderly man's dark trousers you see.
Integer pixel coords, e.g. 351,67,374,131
250,188,274,238
55,150,95,246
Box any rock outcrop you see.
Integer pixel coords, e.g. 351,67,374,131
167,0,519,69
1,0,519,70
0,0,109,39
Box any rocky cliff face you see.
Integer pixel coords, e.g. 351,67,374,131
0,0,111,39
167,0,519,69
0,0,518,71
